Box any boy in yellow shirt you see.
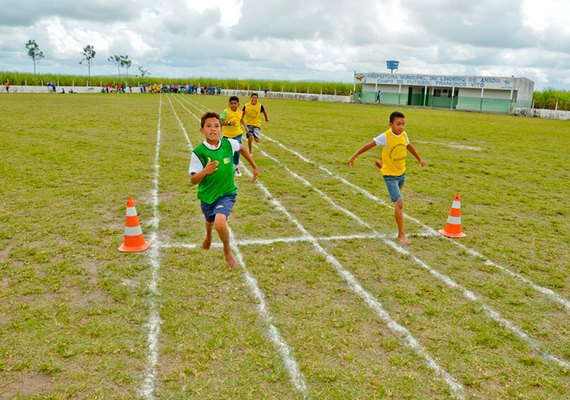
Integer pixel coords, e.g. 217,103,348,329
348,111,426,244
220,96,248,176
242,93,269,155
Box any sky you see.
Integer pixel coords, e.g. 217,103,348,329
1,0,569,90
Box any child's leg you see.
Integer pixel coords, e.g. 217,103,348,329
202,221,214,249
394,199,410,244
248,135,254,154
214,213,236,268
233,134,243,166
384,174,410,244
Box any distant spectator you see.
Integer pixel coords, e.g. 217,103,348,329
5,80,10,93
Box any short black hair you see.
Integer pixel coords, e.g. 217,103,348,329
389,111,405,122
201,111,220,127
229,95,239,103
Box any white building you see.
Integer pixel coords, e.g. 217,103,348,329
355,72,534,113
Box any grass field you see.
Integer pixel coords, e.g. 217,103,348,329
0,92,569,399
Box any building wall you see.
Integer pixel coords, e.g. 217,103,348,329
454,88,504,112
356,72,534,114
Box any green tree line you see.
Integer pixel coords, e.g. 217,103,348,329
0,72,354,96
2,71,569,110
531,87,570,111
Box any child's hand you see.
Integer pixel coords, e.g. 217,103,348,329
419,158,426,167
347,156,355,167
250,167,258,183
204,157,219,174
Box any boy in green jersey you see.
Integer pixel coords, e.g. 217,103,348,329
189,112,258,268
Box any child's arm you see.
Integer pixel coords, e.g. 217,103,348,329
240,115,248,133
348,141,377,166
262,107,269,122
220,110,232,127
239,145,259,183
190,158,219,185
407,144,426,167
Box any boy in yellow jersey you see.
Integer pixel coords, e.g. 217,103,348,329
220,96,248,176
189,112,258,269
242,93,269,155
348,111,426,244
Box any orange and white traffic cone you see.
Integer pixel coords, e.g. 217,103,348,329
439,193,466,238
118,197,151,252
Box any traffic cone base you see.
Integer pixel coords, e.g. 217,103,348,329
118,240,151,252
439,228,466,238
118,197,151,252
439,193,466,238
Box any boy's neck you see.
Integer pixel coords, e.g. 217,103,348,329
206,138,220,146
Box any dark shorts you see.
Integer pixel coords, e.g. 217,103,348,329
200,194,237,223
383,174,406,202
246,126,261,139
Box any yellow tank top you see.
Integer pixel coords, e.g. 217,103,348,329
381,129,409,176
244,102,262,127
222,108,243,138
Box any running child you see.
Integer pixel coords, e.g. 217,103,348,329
189,111,258,268
348,111,425,244
242,93,269,154
220,96,248,176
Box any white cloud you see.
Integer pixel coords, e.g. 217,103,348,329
0,0,569,89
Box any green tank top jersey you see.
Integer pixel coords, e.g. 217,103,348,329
193,138,237,204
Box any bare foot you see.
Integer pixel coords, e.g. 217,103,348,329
374,159,383,170
202,236,212,250
398,235,411,245
225,251,236,269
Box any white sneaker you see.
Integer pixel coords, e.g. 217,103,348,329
234,167,242,176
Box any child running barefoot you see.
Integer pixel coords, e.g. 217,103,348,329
348,111,425,244
242,93,269,155
220,96,248,176
189,112,258,268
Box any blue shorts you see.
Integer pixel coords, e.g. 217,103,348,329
383,174,406,202
200,194,236,223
